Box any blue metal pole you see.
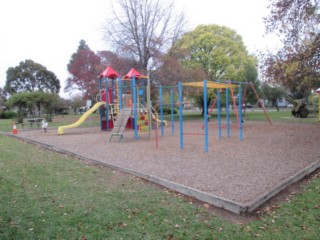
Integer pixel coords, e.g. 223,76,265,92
159,85,164,136
217,86,221,139
99,78,102,101
99,78,103,130
178,82,184,150
226,87,230,137
105,78,109,130
170,88,174,135
111,79,115,103
238,86,243,140
132,77,138,140
204,80,208,153
118,77,122,109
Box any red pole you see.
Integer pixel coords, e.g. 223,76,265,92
250,82,272,125
201,90,220,129
229,82,240,125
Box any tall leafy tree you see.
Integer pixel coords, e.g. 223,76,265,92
5,59,60,94
242,56,262,104
170,24,260,114
261,0,320,98
103,0,186,75
171,25,256,82
65,40,101,101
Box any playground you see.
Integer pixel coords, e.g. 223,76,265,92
6,66,320,214
13,119,320,215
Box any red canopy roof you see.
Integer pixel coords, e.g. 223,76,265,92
99,66,120,79
123,68,143,79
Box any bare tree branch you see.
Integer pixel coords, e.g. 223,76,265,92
103,0,186,74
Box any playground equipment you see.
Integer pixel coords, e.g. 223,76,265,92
176,80,272,153
285,95,312,118
100,67,154,141
152,113,167,126
58,66,168,140
57,65,271,151
98,67,169,141
179,80,241,153
58,101,106,135
109,107,133,142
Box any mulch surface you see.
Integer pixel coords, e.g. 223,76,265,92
15,120,320,210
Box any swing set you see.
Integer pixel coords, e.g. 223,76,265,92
176,80,272,153
203,80,272,126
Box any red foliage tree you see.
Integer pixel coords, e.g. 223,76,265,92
261,0,320,97
65,40,101,101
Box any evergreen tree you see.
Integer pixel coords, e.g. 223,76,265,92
5,59,60,94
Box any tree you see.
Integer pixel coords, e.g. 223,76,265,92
97,50,139,75
192,91,216,115
69,94,86,115
152,55,206,86
261,83,287,111
103,0,186,75
0,88,6,106
261,0,320,97
4,59,60,95
170,24,259,114
237,56,262,105
171,25,256,82
7,91,62,122
65,40,101,101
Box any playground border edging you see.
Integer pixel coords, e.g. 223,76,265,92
246,159,320,213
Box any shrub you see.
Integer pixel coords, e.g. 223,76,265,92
312,95,319,113
0,111,18,119
157,107,177,115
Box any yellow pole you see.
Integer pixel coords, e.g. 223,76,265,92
147,77,151,138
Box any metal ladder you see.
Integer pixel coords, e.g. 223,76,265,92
109,108,133,142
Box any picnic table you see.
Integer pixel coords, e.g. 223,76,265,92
25,118,44,128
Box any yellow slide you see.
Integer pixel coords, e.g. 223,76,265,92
58,101,106,135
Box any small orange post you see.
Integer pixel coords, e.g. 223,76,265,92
12,124,18,134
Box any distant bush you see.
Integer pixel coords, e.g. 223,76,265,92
0,111,18,119
157,107,177,115
312,95,319,113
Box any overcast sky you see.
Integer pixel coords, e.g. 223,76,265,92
0,0,279,96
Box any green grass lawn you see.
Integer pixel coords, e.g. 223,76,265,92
0,134,319,239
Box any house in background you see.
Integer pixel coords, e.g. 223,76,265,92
263,96,291,108
277,96,290,107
